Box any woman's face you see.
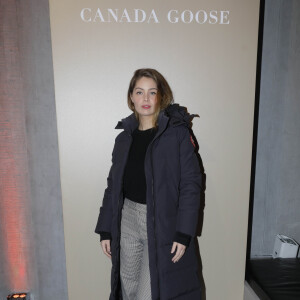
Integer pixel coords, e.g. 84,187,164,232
130,77,158,119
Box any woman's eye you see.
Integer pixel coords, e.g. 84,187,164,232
150,92,157,95
136,91,142,95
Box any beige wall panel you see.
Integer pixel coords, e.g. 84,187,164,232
49,0,260,299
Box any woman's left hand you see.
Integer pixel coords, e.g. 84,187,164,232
171,242,186,263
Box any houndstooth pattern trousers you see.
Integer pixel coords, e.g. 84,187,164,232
120,197,152,300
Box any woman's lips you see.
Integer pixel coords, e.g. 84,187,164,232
142,105,151,109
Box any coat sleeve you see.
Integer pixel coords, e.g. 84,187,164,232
94,140,116,235
176,126,203,238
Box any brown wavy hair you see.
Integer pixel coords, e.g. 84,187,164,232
127,68,174,128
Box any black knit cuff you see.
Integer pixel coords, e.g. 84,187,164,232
173,231,192,247
99,231,112,242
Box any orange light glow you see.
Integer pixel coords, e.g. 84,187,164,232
0,2,32,294
7,293,27,299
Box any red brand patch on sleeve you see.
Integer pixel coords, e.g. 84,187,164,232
190,135,195,147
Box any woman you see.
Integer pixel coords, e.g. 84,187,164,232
95,68,204,300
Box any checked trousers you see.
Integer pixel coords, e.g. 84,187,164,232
120,197,152,300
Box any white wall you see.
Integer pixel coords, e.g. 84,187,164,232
49,0,260,299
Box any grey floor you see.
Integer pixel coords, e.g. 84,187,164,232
244,281,260,300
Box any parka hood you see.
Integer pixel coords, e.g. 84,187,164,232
164,103,198,128
115,103,198,131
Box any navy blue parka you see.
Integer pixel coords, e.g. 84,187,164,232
95,103,204,300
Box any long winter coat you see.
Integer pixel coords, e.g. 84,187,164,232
95,103,204,300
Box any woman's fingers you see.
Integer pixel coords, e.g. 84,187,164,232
106,241,111,255
171,242,177,254
171,242,186,263
172,248,184,263
101,240,112,259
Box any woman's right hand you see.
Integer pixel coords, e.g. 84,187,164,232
100,240,112,259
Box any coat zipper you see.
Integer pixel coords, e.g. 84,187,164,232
147,123,169,300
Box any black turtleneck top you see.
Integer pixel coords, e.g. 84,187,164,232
99,125,192,247
123,126,158,204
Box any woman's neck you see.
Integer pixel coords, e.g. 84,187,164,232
138,115,154,131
